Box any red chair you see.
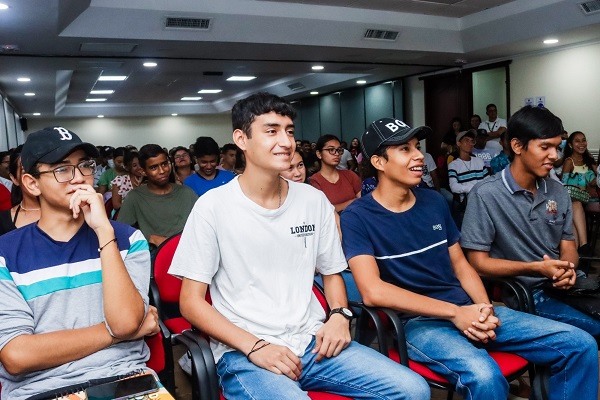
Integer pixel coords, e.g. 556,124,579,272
149,233,192,336
178,284,352,400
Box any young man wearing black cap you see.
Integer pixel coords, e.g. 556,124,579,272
0,127,159,400
168,93,429,399
340,118,598,400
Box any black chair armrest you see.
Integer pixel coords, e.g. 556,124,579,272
348,301,389,356
370,307,410,368
480,275,534,313
180,329,221,400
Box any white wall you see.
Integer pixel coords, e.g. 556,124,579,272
472,67,507,120
26,113,234,149
510,42,600,150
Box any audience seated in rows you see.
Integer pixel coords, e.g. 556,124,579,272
111,150,144,210
217,143,237,173
169,92,430,399
341,117,599,400
170,146,195,185
184,136,235,197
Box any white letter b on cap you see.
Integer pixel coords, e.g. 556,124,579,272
54,127,72,141
385,123,399,132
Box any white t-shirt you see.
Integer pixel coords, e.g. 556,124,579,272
422,153,437,188
478,118,507,154
336,149,353,170
169,177,347,362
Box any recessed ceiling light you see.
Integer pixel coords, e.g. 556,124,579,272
226,76,256,81
312,65,324,71
86,98,107,102
171,113,178,116
17,77,31,82
181,97,202,101
544,38,559,44
143,62,157,67
97,115,104,118
197,89,222,94
90,90,114,95
357,80,367,84
33,113,41,116
24,93,35,96
98,76,127,81
310,91,319,95
0,4,9,10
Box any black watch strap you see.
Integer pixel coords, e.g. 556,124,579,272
329,307,353,320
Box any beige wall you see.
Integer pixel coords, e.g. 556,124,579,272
510,42,600,151
27,113,234,149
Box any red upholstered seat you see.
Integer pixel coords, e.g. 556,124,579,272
164,316,192,334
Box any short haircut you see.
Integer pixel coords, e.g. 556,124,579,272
231,92,296,137
113,147,127,159
138,144,168,169
300,140,310,146
315,134,340,152
486,103,497,111
193,137,220,158
221,143,238,154
507,105,563,161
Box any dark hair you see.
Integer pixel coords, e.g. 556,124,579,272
124,151,140,169
138,144,168,168
447,117,463,137
300,140,310,146
8,145,23,206
193,137,220,158
564,131,596,170
471,114,482,125
315,134,340,152
221,143,238,154
232,92,296,137
507,106,563,161
486,104,497,111
170,146,194,167
113,147,127,159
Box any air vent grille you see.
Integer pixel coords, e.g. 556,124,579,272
364,29,398,41
287,82,306,91
165,17,211,30
579,0,600,14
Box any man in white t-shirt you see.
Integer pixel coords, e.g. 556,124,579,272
478,104,506,155
168,92,428,400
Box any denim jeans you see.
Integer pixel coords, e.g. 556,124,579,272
404,306,598,400
216,338,430,399
533,288,600,336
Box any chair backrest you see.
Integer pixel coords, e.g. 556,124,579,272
145,330,166,373
152,233,182,303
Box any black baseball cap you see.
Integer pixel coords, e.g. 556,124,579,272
361,118,432,159
22,126,99,173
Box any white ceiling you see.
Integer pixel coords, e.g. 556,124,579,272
1,0,599,119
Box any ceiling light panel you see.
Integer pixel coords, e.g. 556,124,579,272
226,76,256,81
197,89,222,94
90,90,115,94
98,76,127,81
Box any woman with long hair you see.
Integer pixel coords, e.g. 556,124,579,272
441,117,463,155
171,146,195,184
562,131,597,255
111,151,144,210
0,147,40,235
310,134,361,213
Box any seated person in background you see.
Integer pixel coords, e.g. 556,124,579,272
489,130,511,174
0,147,40,235
302,139,321,178
93,146,110,189
169,92,430,400
561,130,597,255
280,149,307,183
341,117,599,400
441,117,462,155
471,130,498,171
310,134,361,213
111,151,144,210
470,114,482,130
118,144,197,248
217,143,237,172
96,147,127,197
171,146,195,185
0,127,159,400
448,130,489,201
185,137,235,197
462,106,600,338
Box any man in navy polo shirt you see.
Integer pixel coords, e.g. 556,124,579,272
341,117,598,400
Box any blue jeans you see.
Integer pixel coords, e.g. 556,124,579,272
216,338,430,399
404,306,598,400
533,288,600,336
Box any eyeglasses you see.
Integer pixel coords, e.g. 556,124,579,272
36,160,97,183
322,147,344,155
173,154,190,160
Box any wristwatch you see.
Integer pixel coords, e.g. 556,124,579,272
329,307,354,321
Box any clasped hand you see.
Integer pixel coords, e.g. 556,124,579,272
453,303,500,343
